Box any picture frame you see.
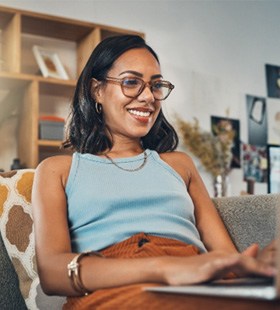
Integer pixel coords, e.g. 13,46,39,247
246,95,268,146
211,116,241,168
242,143,267,184
267,98,280,144
267,144,280,193
32,45,69,80
265,64,280,99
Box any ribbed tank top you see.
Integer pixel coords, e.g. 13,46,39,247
66,149,207,253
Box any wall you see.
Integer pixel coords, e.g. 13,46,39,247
0,0,279,196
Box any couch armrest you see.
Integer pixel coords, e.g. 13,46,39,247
212,194,280,252
0,169,66,310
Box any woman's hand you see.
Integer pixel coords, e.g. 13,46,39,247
258,240,277,266
242,241,277,267
160,250,276,286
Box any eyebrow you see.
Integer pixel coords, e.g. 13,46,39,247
119,70,163,79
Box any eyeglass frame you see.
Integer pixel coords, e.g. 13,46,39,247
103,76,175,101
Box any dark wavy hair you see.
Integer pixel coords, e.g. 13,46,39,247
63,35,178,154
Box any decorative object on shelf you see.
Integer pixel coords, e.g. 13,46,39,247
246,177,255,195
32,45,69,80
10,158,23,170
177,117,235,197
213,173,230,197
39,115,65,140
0,5,144,169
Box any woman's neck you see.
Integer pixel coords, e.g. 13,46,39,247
104,139,144,159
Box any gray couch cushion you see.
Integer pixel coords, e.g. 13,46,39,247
213,194,279,251
0,231,27,310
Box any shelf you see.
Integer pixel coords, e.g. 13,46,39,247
0,71,76,86
0,11,14,28
0,4,144,169
22,14,94,41
0,72,33,89
38,140,63,147
100,28,144,39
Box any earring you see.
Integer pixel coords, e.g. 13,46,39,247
95,102,102,114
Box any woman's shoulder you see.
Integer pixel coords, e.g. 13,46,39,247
159,150,194,166
35,155,73,186
37,154,73,169
158,151,196,184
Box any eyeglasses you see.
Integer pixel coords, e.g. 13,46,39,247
104,76,174,101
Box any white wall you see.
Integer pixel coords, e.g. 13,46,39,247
1,0,279,196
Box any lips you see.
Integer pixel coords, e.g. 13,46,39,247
127,108,153,123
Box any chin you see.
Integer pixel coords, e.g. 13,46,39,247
128,129,151,139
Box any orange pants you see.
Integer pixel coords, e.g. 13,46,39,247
63,233,200,310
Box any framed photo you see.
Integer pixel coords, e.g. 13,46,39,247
267,144,280,193
242,143,267,184
246,95,268,146
32,45,69,80
265,64,280,99
267,98,280,144
211,116,241,168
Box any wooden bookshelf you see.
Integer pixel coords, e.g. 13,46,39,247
0,5,144,168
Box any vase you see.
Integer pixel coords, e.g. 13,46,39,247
213,174,229,197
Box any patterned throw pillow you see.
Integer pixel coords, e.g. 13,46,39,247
0,169,65,310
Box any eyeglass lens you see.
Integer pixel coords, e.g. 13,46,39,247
122,78,172,100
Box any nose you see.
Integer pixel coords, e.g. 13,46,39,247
137,83,155,103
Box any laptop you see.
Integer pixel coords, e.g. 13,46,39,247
144,231,280,300
145,276,278,300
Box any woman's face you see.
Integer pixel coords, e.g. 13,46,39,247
96,48,162,142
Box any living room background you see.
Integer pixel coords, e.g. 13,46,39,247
0,0,279,196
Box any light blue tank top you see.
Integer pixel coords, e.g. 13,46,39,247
66,149,207,253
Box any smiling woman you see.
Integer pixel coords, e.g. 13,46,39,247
62,36,178,155
91,47,165,140
31,35,276,309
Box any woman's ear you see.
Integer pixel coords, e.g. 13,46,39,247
91,78,103,102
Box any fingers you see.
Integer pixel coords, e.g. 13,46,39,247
228,254,276,278
241,240,277,267
163,250,276,287
261,240,277,253
258,239,277,266
242,243,259,258
267,239,277,249
203,252,276,281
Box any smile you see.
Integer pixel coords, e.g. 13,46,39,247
127,109,152,117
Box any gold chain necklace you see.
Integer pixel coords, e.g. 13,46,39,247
105,151,148,172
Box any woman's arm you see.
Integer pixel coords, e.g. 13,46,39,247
160,151,237,253
32,155,274,297
32,156,163,295
161,151,277,265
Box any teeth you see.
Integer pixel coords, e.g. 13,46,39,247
128,109,151,117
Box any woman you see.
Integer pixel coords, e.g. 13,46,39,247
32,35,275,309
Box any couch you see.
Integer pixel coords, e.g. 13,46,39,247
0,169,279,309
